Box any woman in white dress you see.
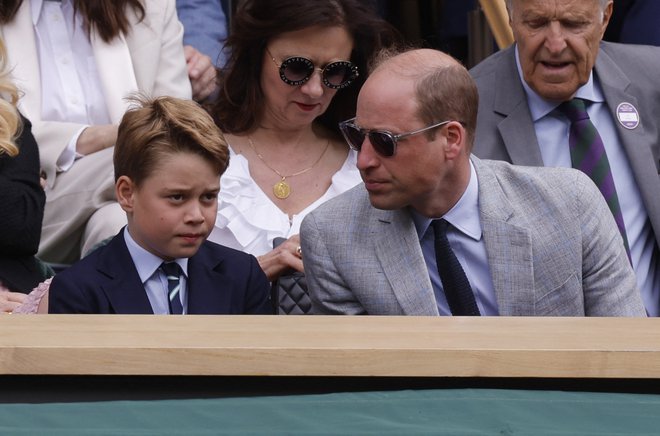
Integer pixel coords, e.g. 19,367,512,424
207,0,398,281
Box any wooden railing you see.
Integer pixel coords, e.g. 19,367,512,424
1,316,659,378
479,0,514,48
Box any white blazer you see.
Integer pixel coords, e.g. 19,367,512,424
1,0,192,186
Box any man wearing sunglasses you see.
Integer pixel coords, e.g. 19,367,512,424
299,48,645,317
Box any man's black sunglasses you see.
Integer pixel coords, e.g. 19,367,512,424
338,118,452,157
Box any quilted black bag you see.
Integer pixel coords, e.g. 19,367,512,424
271,237,312,314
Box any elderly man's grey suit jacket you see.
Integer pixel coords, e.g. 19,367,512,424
301,157,645,316
469,42,660,250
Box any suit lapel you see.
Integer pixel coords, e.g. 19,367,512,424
596,47,660,247
473,158,535,315
96,234,154,314
372,209,439,316
2,1,42,121
494,47,545,166
91,31,138,123
186,244,229,314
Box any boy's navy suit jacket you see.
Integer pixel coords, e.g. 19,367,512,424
49,230,271,314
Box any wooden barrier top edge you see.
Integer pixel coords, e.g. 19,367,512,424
1,316,659,378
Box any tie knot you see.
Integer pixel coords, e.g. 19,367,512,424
431,219,449,238
558,98,589,122
160,262,182,278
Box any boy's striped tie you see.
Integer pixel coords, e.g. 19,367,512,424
161,262,183,314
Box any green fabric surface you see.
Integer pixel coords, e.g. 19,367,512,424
1,388,660,435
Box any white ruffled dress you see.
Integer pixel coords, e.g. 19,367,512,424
208,147,361,257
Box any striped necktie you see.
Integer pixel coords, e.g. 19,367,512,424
161,262,184,315
432,219,480,316
558,98,631,259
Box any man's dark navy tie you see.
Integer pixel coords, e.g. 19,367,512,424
558,98,631,260
161,262,183,314
431,219,480,316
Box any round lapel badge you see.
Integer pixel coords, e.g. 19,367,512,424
616,102,640,130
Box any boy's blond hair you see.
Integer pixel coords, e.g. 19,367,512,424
115,94,229,185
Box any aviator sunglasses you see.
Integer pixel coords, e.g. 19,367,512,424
338,118,452,157
267,49,359,89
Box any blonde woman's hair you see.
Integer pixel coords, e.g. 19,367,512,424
0,38,20,157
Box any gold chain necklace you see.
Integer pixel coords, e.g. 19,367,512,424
247,135,331,199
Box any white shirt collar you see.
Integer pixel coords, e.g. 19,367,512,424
31,0,70,25
412,160,482,242
30,0,44,25
123,227,189,283
442,159,482,241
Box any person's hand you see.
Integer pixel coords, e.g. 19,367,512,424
75,124,118,156
0,290,28,314
39,169,47,190
184,45,218,102
257,234,304,281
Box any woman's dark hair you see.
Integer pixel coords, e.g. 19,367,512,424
210,0,399,135
0,0,145,43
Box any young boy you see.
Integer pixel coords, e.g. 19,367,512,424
49,95,271,314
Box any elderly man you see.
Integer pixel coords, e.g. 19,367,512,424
470,0,660,315
300,48,645,317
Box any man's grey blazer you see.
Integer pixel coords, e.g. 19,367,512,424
300,157,645,316
469,42,660,250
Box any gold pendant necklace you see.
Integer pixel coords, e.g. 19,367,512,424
247,136,330,199
273,179,291,199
